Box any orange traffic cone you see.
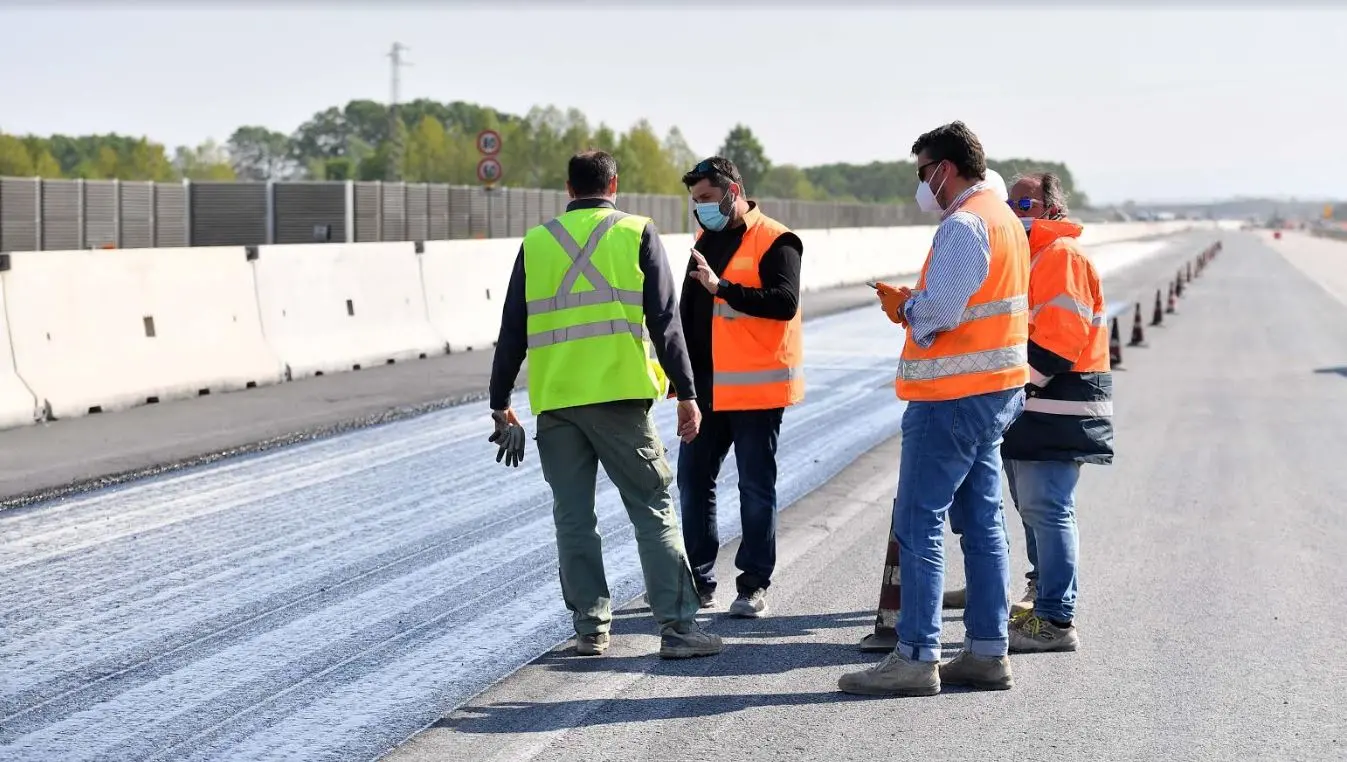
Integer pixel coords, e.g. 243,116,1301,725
1151,289,1164,326
860,533,901,653
1128,302,1147,346
1166,282,1177,314
1109,318,1123,366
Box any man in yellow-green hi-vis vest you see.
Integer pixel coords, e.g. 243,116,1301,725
488,150,724,660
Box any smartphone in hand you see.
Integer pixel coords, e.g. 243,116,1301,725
865,281,880,290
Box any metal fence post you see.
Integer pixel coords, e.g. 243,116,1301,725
112,179,121,247
375,180,384,241
33,177,43,252
264,179,276,245
344,180,355,243
148,181,158,248
75,178,86,250
182,179,193,247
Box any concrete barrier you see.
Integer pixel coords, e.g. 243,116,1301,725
0,282,40,428
2,247,284,420
421,239,518,352
253,243,448,380
0,219,1223,432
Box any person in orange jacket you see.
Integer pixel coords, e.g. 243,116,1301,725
838,123,1029,697
1000,171,1114,653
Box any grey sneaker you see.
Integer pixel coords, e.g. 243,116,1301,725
728,589,769,618
659,621,724,659
1008,613,1079,653
939,650,1013,691
1011,580,1036,616
837,651,940,696
574,632,610,656
698,589,716,609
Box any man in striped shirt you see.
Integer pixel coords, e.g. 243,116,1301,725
839,122,1030,697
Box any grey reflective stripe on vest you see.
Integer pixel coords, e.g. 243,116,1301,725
962,293,1028,323
526,212,643,316
1024,397,1113,417
1031,292,1091,322
713,302,748,320
527,317,646,349
898,344,1028,382
716,366,802,386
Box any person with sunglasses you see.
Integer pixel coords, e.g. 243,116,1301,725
838,122,1029,697
999,171,1114,653
675,156,805,620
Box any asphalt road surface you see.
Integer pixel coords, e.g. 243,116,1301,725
392,230,1347,762
0,232,1224,761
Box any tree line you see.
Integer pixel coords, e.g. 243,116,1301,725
0,99,1088,207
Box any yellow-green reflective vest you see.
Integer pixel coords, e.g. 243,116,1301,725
523,206,668,414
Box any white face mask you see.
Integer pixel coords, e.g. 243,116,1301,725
915,162,948,213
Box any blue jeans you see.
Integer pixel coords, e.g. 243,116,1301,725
894,387,1024,662
1004,459,1081,623
677,407,784,596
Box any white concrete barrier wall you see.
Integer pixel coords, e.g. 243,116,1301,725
253,243,448,380
2,246,284,420
0,284,39,428
0,219,1218,430
422,239,518,353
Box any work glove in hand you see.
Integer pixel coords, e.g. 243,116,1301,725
876,283,910,325
488,409,527,467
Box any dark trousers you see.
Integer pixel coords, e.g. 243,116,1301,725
676,406,784,596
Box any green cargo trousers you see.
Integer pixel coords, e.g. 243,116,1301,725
535,398,701,636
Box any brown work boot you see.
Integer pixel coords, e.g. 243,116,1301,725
938,650,1013,691
943,587,967,609
837,651,940,696
659,621,724,659
574,632,610,656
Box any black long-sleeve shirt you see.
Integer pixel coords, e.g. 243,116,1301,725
680,202,804,411
489,197,697,411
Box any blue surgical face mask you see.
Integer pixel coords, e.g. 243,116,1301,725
1020,216,1035,233
694,202,728,231
694,189,736,232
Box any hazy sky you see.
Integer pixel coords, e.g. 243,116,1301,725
1,6,1342,204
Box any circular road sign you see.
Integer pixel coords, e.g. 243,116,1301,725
476,129,502,156
477,157,503,184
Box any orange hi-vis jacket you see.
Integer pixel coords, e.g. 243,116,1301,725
1001,218,1115,464
1026,219,1109,378
697,206,806,411
894,188,1030,402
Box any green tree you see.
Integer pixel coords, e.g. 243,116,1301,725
758,164,822,200
718,124,770,195
0,134,35,175
662,127,699,177
227,126,293,181
403,115,452,183
174,140,236,180
591,124,618,153
613,119,680,194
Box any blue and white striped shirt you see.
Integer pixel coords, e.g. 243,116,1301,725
902,183,992,348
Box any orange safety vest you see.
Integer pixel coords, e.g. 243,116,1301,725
894,188,1030,401
699,206,805,411
1026,218,1109,378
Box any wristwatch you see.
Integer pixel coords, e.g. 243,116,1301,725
717,278,730,291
